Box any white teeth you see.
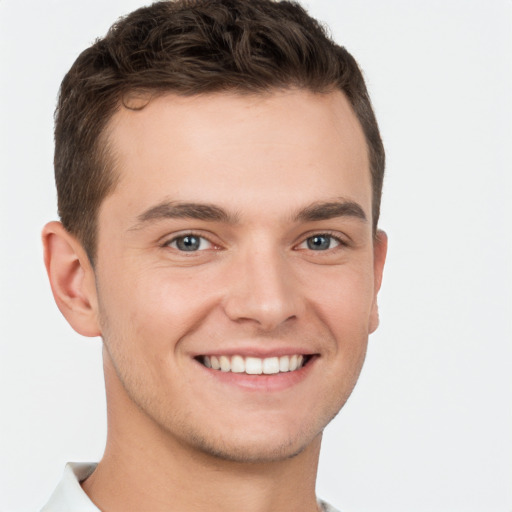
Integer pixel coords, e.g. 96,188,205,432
220,355,231,372
279,355,290,372
231,355,245,373
245,357,263,375
262,357,279,374
201,354,307,374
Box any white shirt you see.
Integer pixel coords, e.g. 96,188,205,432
41,462,340,512
41,463,100,511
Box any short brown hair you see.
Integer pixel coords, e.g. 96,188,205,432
55,0,385,262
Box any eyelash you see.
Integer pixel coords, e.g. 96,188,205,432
163,232,217,252
162,231,348,253
295,232,348,252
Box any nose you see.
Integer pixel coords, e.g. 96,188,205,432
221,244,303,331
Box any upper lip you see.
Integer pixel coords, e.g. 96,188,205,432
190,347,318,358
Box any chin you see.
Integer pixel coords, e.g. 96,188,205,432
161,406,334,465
183,428,320,464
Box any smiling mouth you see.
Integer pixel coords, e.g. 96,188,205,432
197,354,313,375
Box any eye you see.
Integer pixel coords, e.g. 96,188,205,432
167,234,214,252
298,234,342,251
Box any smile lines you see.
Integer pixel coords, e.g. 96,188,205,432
199,354,308,375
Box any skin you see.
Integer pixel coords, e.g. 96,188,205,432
43,89,387,512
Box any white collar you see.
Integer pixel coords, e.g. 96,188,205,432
41,462,99,511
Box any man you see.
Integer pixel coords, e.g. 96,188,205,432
41,1,386,510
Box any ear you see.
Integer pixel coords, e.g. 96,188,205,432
368,229,388,334
42,221,101,337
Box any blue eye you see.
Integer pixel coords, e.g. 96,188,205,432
168,235,212,252
301,235,341,251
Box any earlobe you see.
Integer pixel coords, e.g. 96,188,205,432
42,221,101,337
369,229,388,334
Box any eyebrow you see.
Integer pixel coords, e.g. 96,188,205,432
293,200,368,223
131,198,367,230
133,201,238,227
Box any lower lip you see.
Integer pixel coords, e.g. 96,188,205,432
196,356,317,392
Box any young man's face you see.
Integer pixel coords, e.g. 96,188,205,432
92,89,386,462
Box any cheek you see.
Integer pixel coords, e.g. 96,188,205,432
308,264,376,333
97,264,219,351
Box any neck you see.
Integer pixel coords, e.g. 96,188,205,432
82,352,322,512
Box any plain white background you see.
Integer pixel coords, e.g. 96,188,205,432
0,1,511,511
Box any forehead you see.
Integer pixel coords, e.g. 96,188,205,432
102,89,370,223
